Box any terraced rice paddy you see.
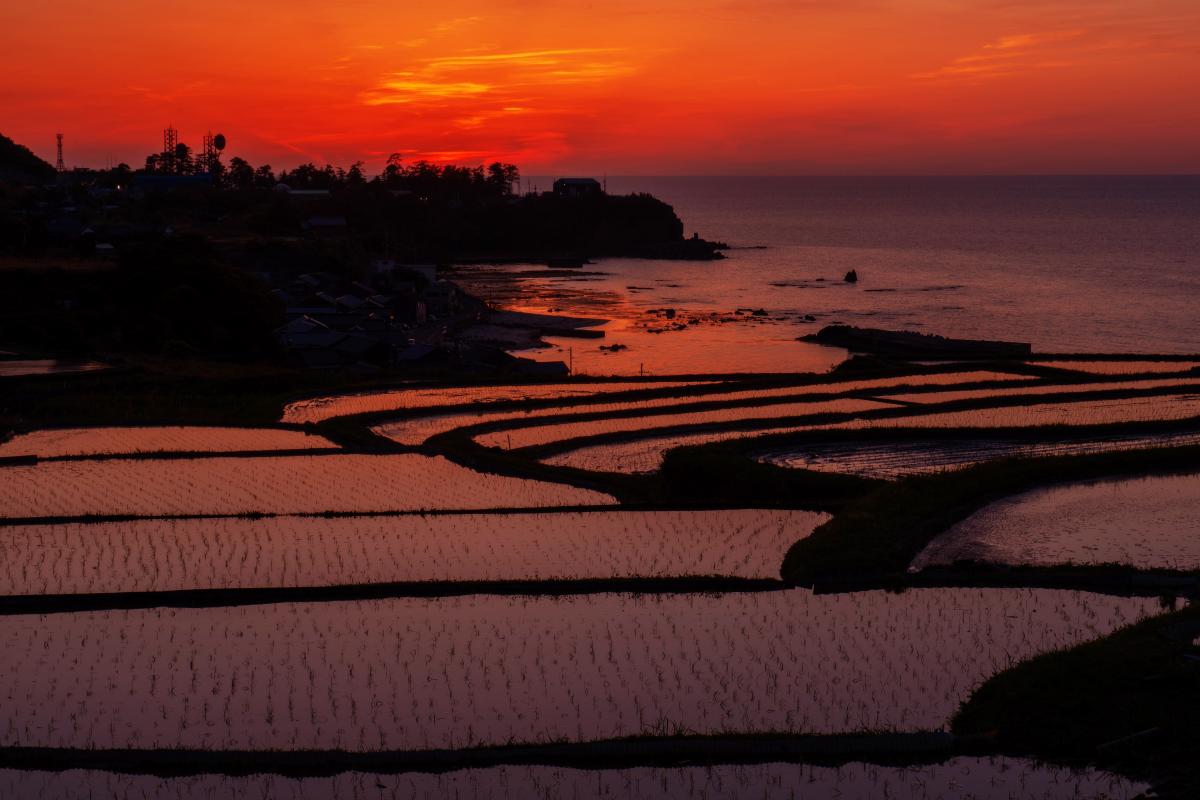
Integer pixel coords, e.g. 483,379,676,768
545,394,1200,474
837,394,1200,431
544,428,820,473
757,431,1200,479
880,377,1200,405
281,381,715,424
477,398,891,450
1031,360,1199,375
0,589,1157,750
0,359,108,377
373,371,1026,446
912,473,1200,571
0,426,336,459
0,759,1151,800
0,509,820,595
0,454,614,519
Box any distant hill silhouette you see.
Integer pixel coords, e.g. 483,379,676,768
0,133,55,183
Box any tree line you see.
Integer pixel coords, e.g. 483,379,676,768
143,144,520,198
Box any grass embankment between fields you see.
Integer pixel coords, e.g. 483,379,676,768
778,444,1200,588
0,732,959,776
953,602,1200,799
0,575,786,616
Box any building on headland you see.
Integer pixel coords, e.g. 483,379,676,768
553,177,603,198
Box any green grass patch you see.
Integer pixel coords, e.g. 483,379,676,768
781,445,1200,586
953,602,1200,797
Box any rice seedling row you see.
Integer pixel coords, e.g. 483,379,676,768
477,398,892,451
544,394,1200,474
880,377,1200,406
1029,360,1199,375
0,589,1157,751
281,381,717,424
0,454,614,520
373,372,1027,446
0,427,337,460
283,371,1027,425
379,374,1027,448
0,510,822,596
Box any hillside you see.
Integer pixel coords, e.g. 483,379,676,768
0,133,55,183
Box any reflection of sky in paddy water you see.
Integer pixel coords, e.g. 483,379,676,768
914,473,1200,571
0,589,1158,750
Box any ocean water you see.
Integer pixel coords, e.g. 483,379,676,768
458,176,1200,376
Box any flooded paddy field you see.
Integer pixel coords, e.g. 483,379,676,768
478,398,891,451
836,394,1200,431
543,428,816,473
913,473,1200,571
0,454,614,519
0,509,821,595
0,589,1158,750
757,431,1200,479
880,376,1200,405
1031,360,1199,375
0,758,1151,799
545,393,1200,474
281,381,716,424
372,370,1027,446
0,427,336,459
0,359,108,378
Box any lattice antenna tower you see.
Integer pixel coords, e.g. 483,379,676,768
55,134,65,173
163,125,179,173
202,132,216,173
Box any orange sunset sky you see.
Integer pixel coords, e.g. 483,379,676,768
3,0,1198,174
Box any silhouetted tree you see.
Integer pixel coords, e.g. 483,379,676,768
227,157,254,190
253,164,275,188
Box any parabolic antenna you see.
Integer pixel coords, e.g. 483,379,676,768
213,133,226,151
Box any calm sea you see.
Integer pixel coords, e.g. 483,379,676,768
464,176,1200,375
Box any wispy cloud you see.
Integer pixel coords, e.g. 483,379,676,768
431,16,484,33
912,29,1087,80
984,29,1086,51
361,47,635,106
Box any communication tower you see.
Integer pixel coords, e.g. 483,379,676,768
200,131,227,173
202,132,216,172
55,134,65,173
163,126,178,172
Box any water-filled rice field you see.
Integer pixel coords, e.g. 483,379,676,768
0,427,336,459
836,394,1200,430
0,454,614,519
880,377,1200,405
281,381,715,424
545,393,1200,474
757,431,1200,479
543,429,816,473
371,371,1028,446
477,398,891,450
0,359,108,377
0,589,1157,750
1031,360,1199,375
0,758,1150,800
0,509,821,595
912,473,1200,571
